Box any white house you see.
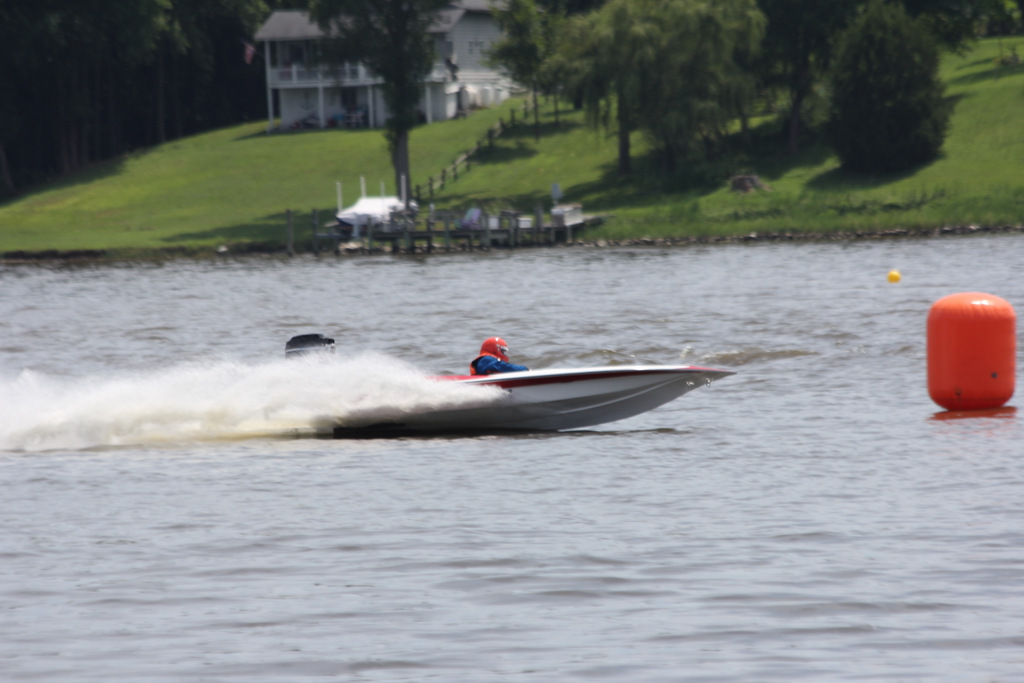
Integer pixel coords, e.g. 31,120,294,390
253,1,513,132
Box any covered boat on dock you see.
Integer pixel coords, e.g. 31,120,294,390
335,196,417,236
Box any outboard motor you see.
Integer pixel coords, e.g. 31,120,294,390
285,333,336,358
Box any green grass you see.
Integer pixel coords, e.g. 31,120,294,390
0,109,511,256
439,35,1024,241
2,36,1023,257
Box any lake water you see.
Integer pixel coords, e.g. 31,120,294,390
2,235,1023,681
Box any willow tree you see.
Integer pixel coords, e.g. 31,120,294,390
560,0,764,175
558,0,657,175
637,0,765,170
310,0,447,205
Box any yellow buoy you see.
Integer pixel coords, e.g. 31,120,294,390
888,269,901,283
927,292,1016,411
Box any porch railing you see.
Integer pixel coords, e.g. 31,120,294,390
267,63,453,87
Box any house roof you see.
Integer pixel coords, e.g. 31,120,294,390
254,10,328,41
254,2,501,42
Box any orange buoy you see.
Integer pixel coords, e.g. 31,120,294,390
927,292,1016,411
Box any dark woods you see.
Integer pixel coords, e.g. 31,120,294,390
0,0,273,196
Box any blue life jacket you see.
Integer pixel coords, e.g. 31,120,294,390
470,354,529,375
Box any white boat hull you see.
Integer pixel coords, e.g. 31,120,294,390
333,365,733,435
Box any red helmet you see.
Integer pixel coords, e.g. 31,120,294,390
480,336,510,362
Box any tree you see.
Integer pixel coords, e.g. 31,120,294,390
902,0,1010,49
758,0,861,155
634,0,765,170
0,0,269,197
488,0,554,141
558,0,655,176
759,0,1010,156
309,0,447,205
828,0,951,173
559,0,764,175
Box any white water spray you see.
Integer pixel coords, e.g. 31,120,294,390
0,352,502,452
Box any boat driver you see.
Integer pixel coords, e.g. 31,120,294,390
470,336,529,375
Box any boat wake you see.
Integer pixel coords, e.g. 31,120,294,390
0,352,504,452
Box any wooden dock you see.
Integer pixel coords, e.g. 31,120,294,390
305,209,603,255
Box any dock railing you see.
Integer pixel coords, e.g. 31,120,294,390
307,205,599,255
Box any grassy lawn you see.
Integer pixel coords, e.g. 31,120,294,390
437,36,1024,241
2,36,1022,257
0,108,512,256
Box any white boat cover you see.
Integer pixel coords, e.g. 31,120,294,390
336,197,418,235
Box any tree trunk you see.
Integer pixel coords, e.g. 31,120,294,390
56,75,71,175
787,89,805,155
107,61,121,156
616,89,631,176
155,48,167,144
0,141,15,195
392,130,411,208
787,59,810,155
532,87,540,142
662,144,677,173
171,54,183,140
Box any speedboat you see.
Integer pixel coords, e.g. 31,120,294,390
334,364,734,436
283,334,734,436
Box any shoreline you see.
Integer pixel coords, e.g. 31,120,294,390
3,223,1023,264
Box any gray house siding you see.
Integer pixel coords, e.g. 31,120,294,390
255,4,511,132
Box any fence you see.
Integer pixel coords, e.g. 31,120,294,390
415,100,533,204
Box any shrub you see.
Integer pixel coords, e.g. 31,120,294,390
827,0,951,173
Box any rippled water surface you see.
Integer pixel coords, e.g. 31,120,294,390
2,236,1024,681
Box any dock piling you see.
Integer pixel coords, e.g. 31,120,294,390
287,209,294,256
